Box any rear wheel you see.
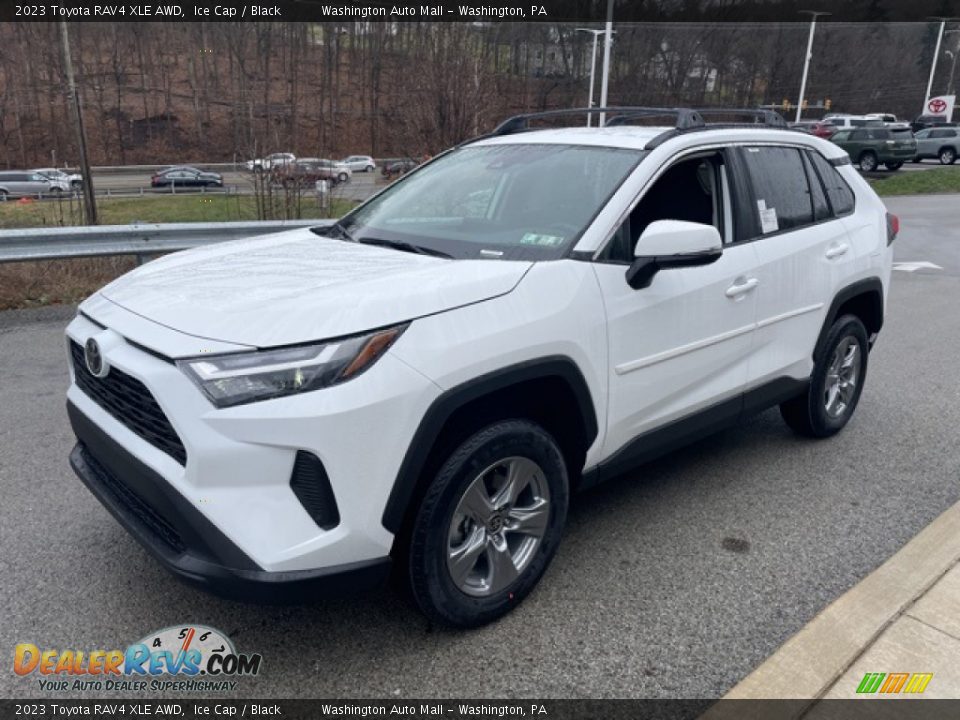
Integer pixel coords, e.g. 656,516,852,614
939,147,957,165
365,165,375,173
337,172,349,183
780,314,869,438
858,152,878,172
408,420,568,628
0,189,7,201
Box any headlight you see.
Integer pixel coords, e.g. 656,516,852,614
178,325,406,408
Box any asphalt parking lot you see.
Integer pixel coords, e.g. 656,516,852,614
0,195,958,700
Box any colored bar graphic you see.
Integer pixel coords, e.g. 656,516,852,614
903,673,934,694
857,672,933,694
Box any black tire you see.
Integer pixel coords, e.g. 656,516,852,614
885,162,903,171
0,189,7,201
939,147,956,165
858,152,878,172
337,172,349,183
408,419,569,628
365,165,375,173
780,314,869,438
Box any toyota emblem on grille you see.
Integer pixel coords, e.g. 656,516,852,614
84,337,106,377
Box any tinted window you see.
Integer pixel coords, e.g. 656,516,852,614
931,129,955,139
832,130,851,142
867,129,890,140
801,153,830,221
891,129,914,140
915,129,932,139
808,151,855,216
740,147,814,235
849,130,868,141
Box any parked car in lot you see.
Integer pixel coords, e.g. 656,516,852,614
246,153,296,172
382,158,419,179
829,127,916,171
910,115,957,133
913,127,960,164
65,105,896,628
789,121,837,138
341,155,376,173
276,158,351,186
34,168,83,190
865,113,899,124
151,166,223,188
823,114,885,130
0,170,56,198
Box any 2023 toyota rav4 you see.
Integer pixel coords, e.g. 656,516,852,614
66,108,896,628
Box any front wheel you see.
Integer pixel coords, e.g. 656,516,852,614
885,162,903,171
780,314,869,438
365,165,375,173
408,420,568,628
940,147,957,165
337,172,349,183
858,152,878,172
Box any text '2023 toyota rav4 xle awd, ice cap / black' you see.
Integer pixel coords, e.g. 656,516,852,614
66,108,896,627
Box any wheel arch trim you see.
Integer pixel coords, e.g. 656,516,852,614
815,277,884,358
380,356,598,534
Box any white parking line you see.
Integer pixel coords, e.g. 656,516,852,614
893,261,943,272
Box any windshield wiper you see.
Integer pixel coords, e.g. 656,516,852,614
357,237,452,259
311,222,355,243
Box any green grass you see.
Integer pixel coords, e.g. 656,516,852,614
0,194,356,229
867,167,960,196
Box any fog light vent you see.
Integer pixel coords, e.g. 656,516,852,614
290,451,340,530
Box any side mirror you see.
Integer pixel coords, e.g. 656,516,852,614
625,220,723,290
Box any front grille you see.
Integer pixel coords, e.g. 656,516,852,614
70,340,187,465
78,443,186,555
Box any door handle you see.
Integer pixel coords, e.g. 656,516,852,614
725,277,759,298
825,243,850,259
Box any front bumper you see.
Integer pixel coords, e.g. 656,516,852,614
68,400,391,602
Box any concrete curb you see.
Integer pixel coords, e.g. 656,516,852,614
715,498,960,704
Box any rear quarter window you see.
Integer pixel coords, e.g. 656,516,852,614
808,151,855,216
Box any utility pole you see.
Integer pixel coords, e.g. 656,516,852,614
598,0,614,127
796,11,830,123
59,21,97,225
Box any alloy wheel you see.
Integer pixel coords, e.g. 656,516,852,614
446,457,550,597
824,336,860,418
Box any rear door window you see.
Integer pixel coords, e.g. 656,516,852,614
738,146,814,237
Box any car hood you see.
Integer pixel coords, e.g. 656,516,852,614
96,228,532,348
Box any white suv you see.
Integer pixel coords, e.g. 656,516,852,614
65,108,896,627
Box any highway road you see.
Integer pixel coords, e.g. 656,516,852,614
0,194,958,699
85,167,383,203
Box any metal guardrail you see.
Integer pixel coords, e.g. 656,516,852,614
0,219,333,263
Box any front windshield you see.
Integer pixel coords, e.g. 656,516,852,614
330,143,644,260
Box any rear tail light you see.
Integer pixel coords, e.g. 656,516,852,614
886,212,899,245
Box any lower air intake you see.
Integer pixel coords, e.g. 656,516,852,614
290,451,340,531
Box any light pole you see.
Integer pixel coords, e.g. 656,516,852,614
945,30,960,96
575,28,605,127
599,0,614,127
924,18,954,108
796,11,830,123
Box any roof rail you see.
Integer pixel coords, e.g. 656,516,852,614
489,106,708,136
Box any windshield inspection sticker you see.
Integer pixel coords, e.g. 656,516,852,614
520,232,565,247
757,199,779,234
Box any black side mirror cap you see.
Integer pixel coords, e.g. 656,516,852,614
625,249,722,290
